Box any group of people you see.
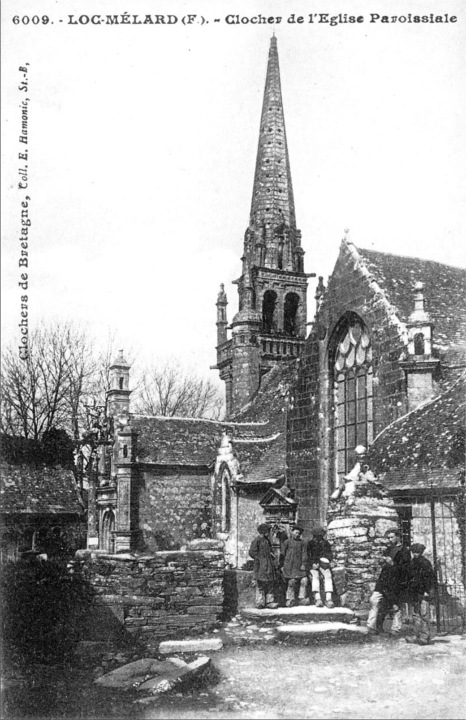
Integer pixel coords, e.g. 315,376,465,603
249,524,437,646
249,523,335,611
367,528,437,645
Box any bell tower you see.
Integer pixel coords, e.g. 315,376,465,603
213,36,314,417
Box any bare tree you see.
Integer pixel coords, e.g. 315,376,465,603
133,360,224,420
0,321,96,441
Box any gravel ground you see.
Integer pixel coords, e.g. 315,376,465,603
142,634,466,720
2,630,465,719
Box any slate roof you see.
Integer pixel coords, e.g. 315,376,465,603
131,363,294,486
367,372,466,493
0,437,84,516
132,415,277,467
231,361,297,427
355,245,466,352
238,431,286,484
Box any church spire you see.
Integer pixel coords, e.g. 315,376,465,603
213,37,311,418
249,35,296,232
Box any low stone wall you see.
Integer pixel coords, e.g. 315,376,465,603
327,490,399,611
76,539,224,646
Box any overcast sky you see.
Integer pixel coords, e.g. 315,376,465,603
2,0,466,387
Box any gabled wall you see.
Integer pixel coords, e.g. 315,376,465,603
287,241,409,531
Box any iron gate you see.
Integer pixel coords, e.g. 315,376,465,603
396,492,465,634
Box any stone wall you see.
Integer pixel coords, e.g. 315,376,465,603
76,539,224,646
327,490,399,611
136,467,212,552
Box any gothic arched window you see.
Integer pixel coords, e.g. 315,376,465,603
332,317,373,487
262,290,277,334
284,293,299,336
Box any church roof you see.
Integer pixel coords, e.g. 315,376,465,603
249,36,296,231
354,244,466,351
132,362,295,482
231,361,297,427
132,415,278,467
0,436,84,517
367,372,465,494
239,431,286,484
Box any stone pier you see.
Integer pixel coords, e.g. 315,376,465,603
327,487,399,612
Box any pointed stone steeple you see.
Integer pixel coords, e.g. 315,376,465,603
250,35,296,232
213,37,313,418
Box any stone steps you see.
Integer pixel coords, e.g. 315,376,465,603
276,621,368,638
233,606,366,644
241,606,356,624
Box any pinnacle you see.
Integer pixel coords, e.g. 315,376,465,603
249,37,296,232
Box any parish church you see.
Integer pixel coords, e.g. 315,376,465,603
86,37,465,618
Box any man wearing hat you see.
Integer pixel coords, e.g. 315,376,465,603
307,527,335,608
405,543,436,646
249,524,279,609
367,548,402,636
280,525,310,607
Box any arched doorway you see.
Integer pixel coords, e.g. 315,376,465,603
101,509,115,553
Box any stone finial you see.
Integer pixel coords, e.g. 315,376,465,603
408,281,431,326
111,349,130,368
220,431,231,449
315,276,326,300
217,284,227,302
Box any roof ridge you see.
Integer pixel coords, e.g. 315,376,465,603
131,414,269,427
233,432,282,444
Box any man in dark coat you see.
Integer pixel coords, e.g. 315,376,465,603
405,543,436,645
385,528,411,601
367,548,402,635
307,527,334,608
249,524,278,609
280,525,310,607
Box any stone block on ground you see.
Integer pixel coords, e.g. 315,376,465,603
136,656,211,695
158,638,223,654
94,658,170,689
95,655,211,693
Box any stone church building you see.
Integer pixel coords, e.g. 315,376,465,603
87,37,465,616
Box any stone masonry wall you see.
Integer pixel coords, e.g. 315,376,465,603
137,468,212,552
287,241,408,530
327,490,399,611
76,539,224,645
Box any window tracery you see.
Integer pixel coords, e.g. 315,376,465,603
333,318,373,486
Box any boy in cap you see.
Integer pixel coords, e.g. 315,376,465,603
308,526,334,608
280,525,310,607
249,523,279,609
405,543,436,645
367,548,402,636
